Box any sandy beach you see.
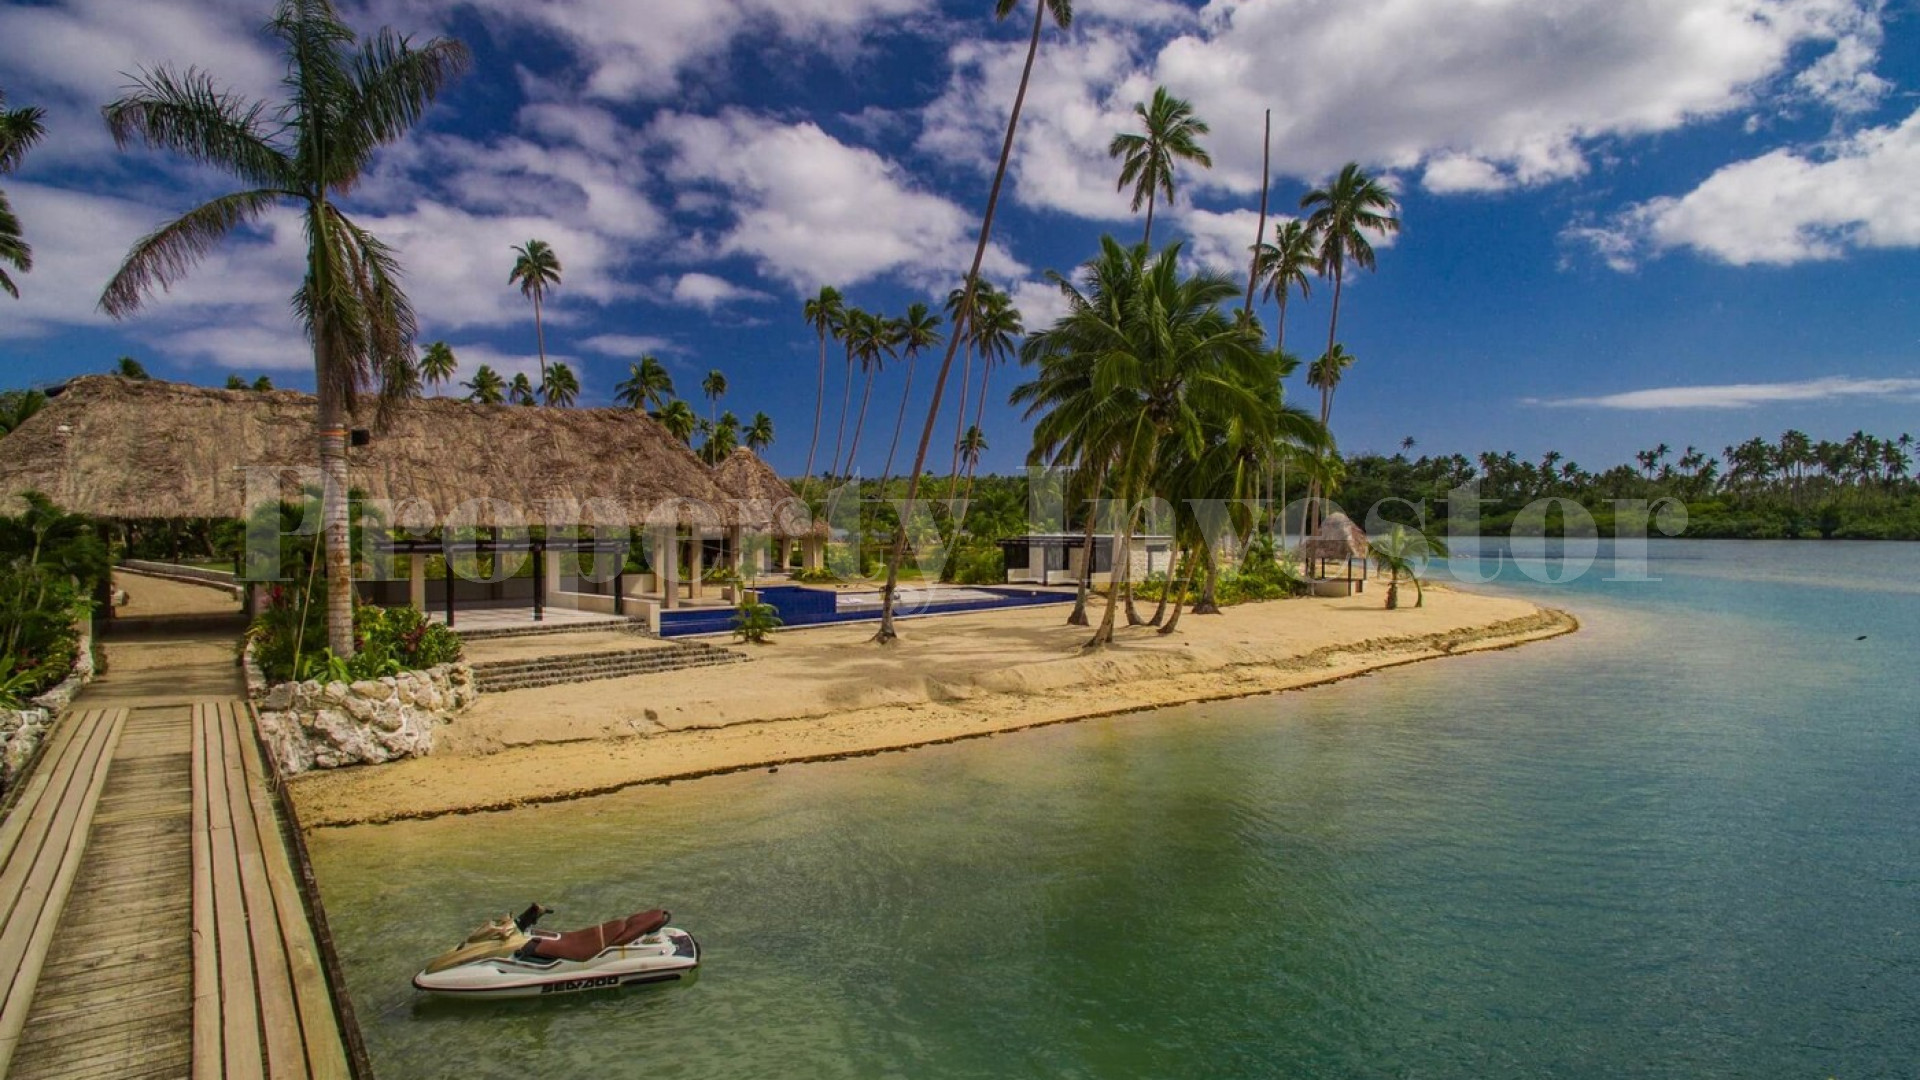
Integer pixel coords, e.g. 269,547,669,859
288,587,1576,827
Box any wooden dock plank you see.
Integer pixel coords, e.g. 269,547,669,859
188,706,220,1080
229,704,352,1080
200,707,265,1080
0,709,127,1078
216,703,305,1080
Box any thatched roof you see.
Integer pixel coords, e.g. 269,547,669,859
1300,512,1369,560
0,376,747,528
709,448,819,538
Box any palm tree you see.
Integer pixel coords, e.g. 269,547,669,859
745,411,775,454
508,372,536,406
541,361,579,407
880,302,943,488
1301,163,1399,383
615,356,674,410
826,304,860,481
1307,345,1355,427
463,364,505,404
945,278,982,490
1017,237,1275,647
1369,523,1447,609
842,309,892,477
702,410,740,465
0,88,46,299
0,388,46,434
801,286,844,493
419,340,457,394
114,357,149,379
510,239,561,389
874,0,1074,645
1107,85,1212,246
959,426,988,474
655,399,699,444
389,355,423,398
701,369,728,425
963,287,1023,507
1254,219,1317,354
100,0,468,656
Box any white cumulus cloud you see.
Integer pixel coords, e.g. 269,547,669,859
1529,376,1920,409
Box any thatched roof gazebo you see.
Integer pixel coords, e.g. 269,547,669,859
710,447,818,538
0,375,735,527
1300,512,1370,594
0,376,827,621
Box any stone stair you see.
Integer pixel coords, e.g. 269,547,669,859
453,618,653,642
470,641,746,693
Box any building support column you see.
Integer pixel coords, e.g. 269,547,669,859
688,529,706,600
656,527,679,611
408,552,426,611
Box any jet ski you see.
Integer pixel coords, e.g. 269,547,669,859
412,903,699,999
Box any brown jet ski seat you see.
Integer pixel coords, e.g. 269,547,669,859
525,909,670,963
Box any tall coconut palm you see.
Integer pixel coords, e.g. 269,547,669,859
701,369,728,426
875,0,1074,644
510,239,561,389
508,372,536,406
541,361,579,407
880,302,943,489
1300,163,1398,387
801,286,844,494
463,364,505,404
1107,85,1212,247
1307,344,1355,426
99,0,468,656
945,278,982,489
959,426,987,474
842,309,892,477
655,398,699,444
702,410,740,465
0,88,47,299
962,286,1023,507
614,355,674,410
827,304,861,480
745,411,775,454
1254,219,1317,354
418,340,457,394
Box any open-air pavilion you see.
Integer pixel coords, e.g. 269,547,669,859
0,376,824,629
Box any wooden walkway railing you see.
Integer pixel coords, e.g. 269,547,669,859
0,708,128,1076
190,701,351,1080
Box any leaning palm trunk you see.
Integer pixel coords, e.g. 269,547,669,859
846,369,877,477
1088,474,1135,648
1191,550,1222,615
1147,544,1180,626
1065,471,1101,626
828,351,855,480
1157,548,1202,635
874,0,1052,643
949,337,973,490
802,331,828,499
879,354,915,490
960,356,994,510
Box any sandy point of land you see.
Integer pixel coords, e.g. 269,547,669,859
287,586,1577,828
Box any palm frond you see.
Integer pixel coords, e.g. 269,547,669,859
103,68,293,189
99,188,286,317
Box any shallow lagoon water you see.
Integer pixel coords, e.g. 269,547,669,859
309,540,1919,1078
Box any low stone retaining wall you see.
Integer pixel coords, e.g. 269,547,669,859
1,620,97,789
251,661,477,776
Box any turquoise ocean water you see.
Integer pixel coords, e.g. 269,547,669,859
308,540,1918,1079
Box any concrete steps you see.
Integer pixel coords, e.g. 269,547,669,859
470,641,745,693
452,618,652,642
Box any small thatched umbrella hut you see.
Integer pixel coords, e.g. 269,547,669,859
1299,511,1370,593
709,447,824,574
0,376,761,619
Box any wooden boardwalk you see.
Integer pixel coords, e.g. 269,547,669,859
0,616,358,1079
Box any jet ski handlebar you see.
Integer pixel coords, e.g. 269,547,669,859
514,903,552,931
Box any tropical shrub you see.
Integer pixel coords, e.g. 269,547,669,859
731,597,782,644
948,537,1004,586
791,567,841,584
249,591,462,683
0,493,107,699
702,564,741,585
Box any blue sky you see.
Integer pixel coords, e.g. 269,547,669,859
2,0,1916,479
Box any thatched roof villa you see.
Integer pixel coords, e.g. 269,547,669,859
1300,511,1371,595
0,376,822,623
